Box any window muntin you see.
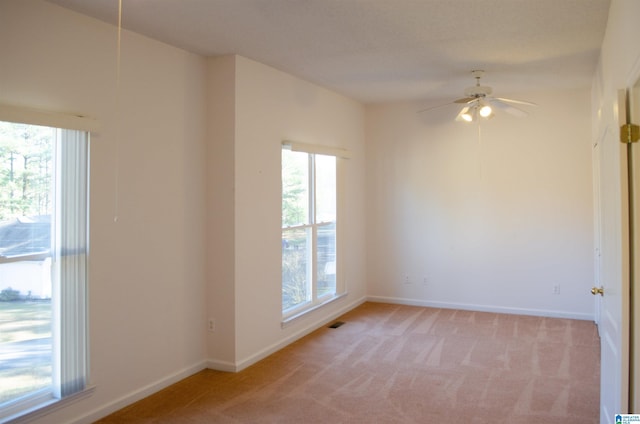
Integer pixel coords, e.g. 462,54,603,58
0,120,89,421
282,147,338,316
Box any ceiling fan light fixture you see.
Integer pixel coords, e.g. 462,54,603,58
479,104,492,118
419,70,535,122
456,106,474,122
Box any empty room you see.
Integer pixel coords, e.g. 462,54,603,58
1,1,638,423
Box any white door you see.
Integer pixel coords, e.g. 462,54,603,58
593,137,602,326
629,77,640,411
594,46,640,424
595,116,629,423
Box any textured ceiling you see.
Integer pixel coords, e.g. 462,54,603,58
45,0,611,104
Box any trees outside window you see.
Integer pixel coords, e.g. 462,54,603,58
282,147,338,316
0,122,53,220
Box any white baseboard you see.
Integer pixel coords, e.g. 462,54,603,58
207,295,367,373
70,360,208,424
205,358,236,373
366,295,595,321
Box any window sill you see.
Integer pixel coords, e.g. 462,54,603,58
2,385,96,424
281,292,347,328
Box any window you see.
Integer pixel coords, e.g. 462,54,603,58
0,111,90,421
281,141,347,319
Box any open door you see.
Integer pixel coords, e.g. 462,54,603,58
594,112,630,422
628,76,640,412
596,77,640,421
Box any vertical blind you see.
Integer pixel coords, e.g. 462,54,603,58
54,129,89,397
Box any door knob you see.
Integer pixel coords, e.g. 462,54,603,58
591,286,604,296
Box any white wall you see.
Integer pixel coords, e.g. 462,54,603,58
206,56,237,368
0,2,367,420
206,56,368,370
0,1,208,422
366,88,595,319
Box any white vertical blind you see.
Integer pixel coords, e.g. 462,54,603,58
54,129,89,397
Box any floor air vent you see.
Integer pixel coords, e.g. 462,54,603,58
328,321,345,328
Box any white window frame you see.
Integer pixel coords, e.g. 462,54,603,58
281,141,349,325
0,104,95,423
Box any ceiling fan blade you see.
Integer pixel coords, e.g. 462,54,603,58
416,102,457,114
489,99,528,117
454,97,476,104
418,98,480,115
493,97,537,107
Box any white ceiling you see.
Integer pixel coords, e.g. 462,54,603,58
45,0,611,104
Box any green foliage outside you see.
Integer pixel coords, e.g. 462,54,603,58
281,149,307,227
282,150,308,310
0,122,54,221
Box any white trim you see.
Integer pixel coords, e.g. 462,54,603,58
0,104,100,133
282,140,351,159
281,292,347,326
366,296,595,321
205,359,237,373
2,386,96,424
66,361,208,424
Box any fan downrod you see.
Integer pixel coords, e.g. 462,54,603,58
465,70,492,98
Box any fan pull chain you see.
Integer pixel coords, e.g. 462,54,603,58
477,121,484,180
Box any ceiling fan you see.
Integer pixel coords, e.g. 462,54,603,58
419,70,536,122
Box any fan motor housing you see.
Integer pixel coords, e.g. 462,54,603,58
464,85,492,97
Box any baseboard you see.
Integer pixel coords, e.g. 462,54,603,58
366,296,595,321
205,358,237,373
70,360,208,424
207,295,367,373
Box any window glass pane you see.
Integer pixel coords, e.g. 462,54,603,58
282,149,309,227
314,154,336,223
282,146,340,317
317,222,336,297
282,227,311,311
0,122,54,405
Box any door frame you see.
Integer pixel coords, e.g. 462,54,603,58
625,55,640,412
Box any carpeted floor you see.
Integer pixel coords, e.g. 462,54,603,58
96,302,600,423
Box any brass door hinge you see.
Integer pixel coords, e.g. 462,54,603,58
621,123,640,143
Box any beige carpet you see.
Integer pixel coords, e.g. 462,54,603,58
96,302,600,423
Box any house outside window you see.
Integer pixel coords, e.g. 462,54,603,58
281,141,348,320
0,115,90,422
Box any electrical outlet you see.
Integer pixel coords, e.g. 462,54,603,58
404,274,411,284
208,318,215,332
552,284,561,295
423,276,428,286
